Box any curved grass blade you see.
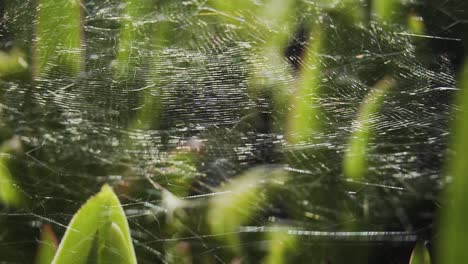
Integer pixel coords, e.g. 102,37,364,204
437,60,468,264
35,224,58,264
409,241,431,264
207,168,285,251
51,184,136,264
34,0,83,78
343,77,396,180
287,27,324,144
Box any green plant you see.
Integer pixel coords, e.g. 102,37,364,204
51,185,136,264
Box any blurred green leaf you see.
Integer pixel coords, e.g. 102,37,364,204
372,0,402,25
207,168,285,251
437,60,468,264
343,77,396,180
287,27,324,144
0,48,28,78
51,184,136,264
409,241,431,264
35,224,58,264
262,227,296,264
0,136,27,208
34,0,83,77
115,0,154,77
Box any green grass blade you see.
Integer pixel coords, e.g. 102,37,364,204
115,0,153,77
409,241,431,264
35,224,58,264
51,184,136,264
287,27,324,144
0,156,26,208
437,60,468,264
34,0,83,78
372,0,402,25
262,227,296,264
207,168,284,251
343,77,396,180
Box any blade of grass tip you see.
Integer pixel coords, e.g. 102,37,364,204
343,77,396,180
51,184,136,264
207,168,285,252
372,0,402,25
287,26,324,144
262,226,296,264
437,60,468,264
35,224,58,264
34,0,83,78
409,241,431,264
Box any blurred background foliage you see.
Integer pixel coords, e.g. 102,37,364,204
1,0,468,263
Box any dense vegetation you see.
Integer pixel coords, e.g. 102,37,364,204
1,0,468,263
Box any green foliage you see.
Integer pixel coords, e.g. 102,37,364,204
262,227,296,264
0,48,28,78
35,224,58,264
207,168,284,250
409,241,431,264
437,60,468,264
51,184,136,264
34,0,83,77
343,77,396,180
372,0,402,25
0,137,27,208
287,27,324,144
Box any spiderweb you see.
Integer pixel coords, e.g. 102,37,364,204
0,0,464,263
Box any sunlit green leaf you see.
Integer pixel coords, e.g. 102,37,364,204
0,48,28,78
409,241,431,264
0,155,26,208
207,168,285,250
372,0,402,25
437,60,468,264
343,77,396,180
287,27,324,144
262,227,296,264
35,224,58,264
34,0,83,77
51,184,136,264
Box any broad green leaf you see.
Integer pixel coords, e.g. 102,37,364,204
34,0,83,78
409,241,431,264
51,184,136,264
437,60,468,264
287,27,324,144
98,222,133,264
262,227,296,264
343,77,396,180
207,168,284,250
35,224,58,264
